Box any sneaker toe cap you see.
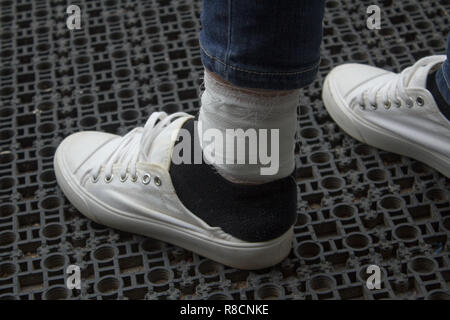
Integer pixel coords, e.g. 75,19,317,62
55,131,118,174
326,63,392,99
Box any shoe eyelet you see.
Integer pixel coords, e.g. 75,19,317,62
416,96,424,106
370,104,377,110
105,175,113,183
384,100,391,109
406,98,414,108
120,174,128,182
131,175,138,182
91,175,99,183
394,99,401,108
142,173,151,185
154,176,162,187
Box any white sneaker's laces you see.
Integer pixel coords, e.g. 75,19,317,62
89,111,191,181
350,58,434,110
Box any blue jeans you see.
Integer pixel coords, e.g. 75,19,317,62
200,2,449,97
436,33,450,105
200,0,325,90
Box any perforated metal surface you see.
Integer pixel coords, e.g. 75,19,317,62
0,0,449,300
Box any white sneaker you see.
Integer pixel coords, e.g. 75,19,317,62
322,55,450,178
54,112,294,270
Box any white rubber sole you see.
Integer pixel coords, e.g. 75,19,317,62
322,74,450,178
54,150,292,270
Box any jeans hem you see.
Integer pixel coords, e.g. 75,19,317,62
436,64,450,105
200,45,320,90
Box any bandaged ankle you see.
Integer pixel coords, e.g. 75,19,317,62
198,70,299,183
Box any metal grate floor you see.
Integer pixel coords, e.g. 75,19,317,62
0,0,449,300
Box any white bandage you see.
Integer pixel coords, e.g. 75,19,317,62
198,71,299,183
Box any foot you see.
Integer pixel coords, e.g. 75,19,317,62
322,55,450,178
54,112,296,269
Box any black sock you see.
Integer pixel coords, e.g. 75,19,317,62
426,69,450,121
169,119,297,242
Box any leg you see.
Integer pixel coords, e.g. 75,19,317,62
170,0,326,265
198,0,325,183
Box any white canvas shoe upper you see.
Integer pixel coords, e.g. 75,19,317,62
55,112,220,232
67,112,191,181
323,55,450,177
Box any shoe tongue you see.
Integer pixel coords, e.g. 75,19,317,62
143,116,192,167
406,57,443,89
